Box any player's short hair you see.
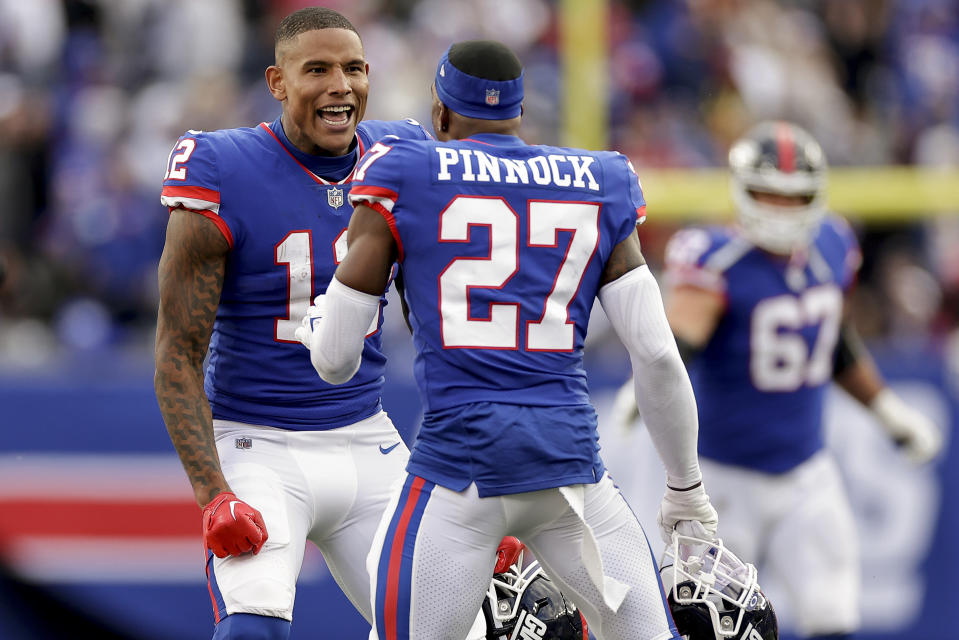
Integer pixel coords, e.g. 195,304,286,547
447,40,522,82
274,7,360,48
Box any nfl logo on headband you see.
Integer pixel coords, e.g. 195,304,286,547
434,47,523,120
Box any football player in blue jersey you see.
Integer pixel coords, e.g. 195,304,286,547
153,7,436,639
296,39,719,640
612,121,943,639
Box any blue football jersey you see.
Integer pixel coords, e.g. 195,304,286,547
350,133,646,494
160,117,432,430
663,217,862,472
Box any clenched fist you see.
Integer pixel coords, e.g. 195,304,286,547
202,491,268,558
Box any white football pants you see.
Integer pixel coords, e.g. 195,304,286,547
701,452,860,636
208,411,409,623
368,472,679,640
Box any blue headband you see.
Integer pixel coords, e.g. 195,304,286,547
434,49,524,120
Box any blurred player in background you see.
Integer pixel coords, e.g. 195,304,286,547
612,120,943,639
153,7,433,639
297,39,719,640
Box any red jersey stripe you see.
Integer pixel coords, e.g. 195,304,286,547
161,184,221,203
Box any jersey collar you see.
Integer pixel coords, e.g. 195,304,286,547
460,133,526,147
260,118,365,185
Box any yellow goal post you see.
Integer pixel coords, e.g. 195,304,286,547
637,166,959,222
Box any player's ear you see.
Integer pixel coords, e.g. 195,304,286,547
265,65,286,101
439,105,450,132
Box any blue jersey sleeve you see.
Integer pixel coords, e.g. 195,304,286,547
600,153,646,249
663,226,736,294
357,118,433,148
350,138,419,258
621,154,648,225
159,129,235,245
394,117,434,141
817,215,862,291
160,131,219,210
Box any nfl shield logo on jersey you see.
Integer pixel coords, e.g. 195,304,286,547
235,437,252,450
327,186,344,209
485,89,500,106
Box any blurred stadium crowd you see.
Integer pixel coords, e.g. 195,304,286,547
0,0,957,369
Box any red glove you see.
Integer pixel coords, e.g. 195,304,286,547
494,536,525,574
202,491,268,558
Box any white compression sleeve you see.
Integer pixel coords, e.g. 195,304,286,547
310,276,381,385
598,265,702,488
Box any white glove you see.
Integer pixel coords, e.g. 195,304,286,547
657,482,718,544
610,377,641,434
293,294,328,349
870,388,943,465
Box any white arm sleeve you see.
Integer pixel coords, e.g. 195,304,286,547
310,276,381,385
598,265,702,488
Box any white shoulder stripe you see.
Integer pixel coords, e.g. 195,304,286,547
808,246,833,284
703,236,753,274
349,193,395,213
160,195,220,214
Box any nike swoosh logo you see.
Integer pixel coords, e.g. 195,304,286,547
379,442,400,455
229,500,241,520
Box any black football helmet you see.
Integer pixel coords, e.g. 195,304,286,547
728,120,827,255
660,532,777,640
483,539,587,640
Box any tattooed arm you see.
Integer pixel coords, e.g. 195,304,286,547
155,209,231,508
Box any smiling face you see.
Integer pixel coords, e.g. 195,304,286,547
267,28,369,157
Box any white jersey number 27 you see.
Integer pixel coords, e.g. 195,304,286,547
439,196,599,351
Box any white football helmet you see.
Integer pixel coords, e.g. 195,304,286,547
729,120,827,255
660,532,778,640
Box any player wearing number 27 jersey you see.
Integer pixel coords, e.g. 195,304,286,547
302,40,719,640
353,131,642,490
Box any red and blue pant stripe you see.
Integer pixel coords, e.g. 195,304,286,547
374,474,435,640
